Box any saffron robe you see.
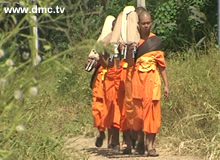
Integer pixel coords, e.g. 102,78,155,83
91,66,107,131
132,33,166,133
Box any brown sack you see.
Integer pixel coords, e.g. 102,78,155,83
127,11,140,44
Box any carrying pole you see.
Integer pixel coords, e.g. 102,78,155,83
137,0,145,8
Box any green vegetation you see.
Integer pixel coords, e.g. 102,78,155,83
0,0,219,159
160,48,220,159
148,0,217,50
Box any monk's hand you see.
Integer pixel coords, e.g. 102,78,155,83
164,86,169,100
127,42,136,51
127,43,136,57
118,43,126,51
85,58,92,68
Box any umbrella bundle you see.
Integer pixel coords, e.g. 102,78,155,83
86,6,140,71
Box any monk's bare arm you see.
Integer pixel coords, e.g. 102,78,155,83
125,43,136,67
98,53,109,68
158,66,169,99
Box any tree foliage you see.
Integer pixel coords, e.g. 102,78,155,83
147,0,217,51
46,0,217,52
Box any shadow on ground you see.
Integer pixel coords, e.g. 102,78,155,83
85,147,148,159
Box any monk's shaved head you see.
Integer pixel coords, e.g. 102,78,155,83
138,10,152,39
135,6,146,16
138,10,152,22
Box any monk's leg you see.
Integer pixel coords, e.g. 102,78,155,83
92,96,106,147
146,133,156,150
107,128,113,148
95,127,105,147
136,129,145,155
122,129,132,154
143,101,160,156
146,133,159,156
111,126,120,151
130,129,138,149
98,127,105,139
122,132,125,147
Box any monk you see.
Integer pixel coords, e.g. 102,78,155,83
100,46,132,151
90,19,122,149
87,19,116,148
122,6,147,153
126,10,169,156
117,45,132,153
97,52,121,151
90,63,107,147
135,6,146,17
97,12,125,151
97,35,122,152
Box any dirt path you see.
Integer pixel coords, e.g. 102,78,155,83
63,135,204,160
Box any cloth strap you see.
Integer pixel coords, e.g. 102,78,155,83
135,36,163,60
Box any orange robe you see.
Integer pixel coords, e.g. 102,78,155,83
103,59,122,129
131,33,166,133
117,61,130,132
124,66,134,129
124,39,146,129
91,66,107,131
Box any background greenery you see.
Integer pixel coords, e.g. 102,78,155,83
0,0,219,159
48,0,217,52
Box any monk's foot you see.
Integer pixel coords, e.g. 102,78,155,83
131,138,136,149
95,137,104,147
122,147,132,154
99,131,105,139
112,144,120,151
135,142,145,155
121,143,127,149
108,144,120,151
147,149,159,157
95,131,105,147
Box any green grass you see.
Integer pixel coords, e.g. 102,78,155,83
0,52,95,159
160,47,220,159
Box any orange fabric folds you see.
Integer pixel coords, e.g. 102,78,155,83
132,51,166,100
118,61,130,131
132,51,166,133
124,66,135,129
103,66,122,129
91,66,107,131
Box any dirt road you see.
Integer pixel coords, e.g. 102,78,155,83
63,135,204,160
